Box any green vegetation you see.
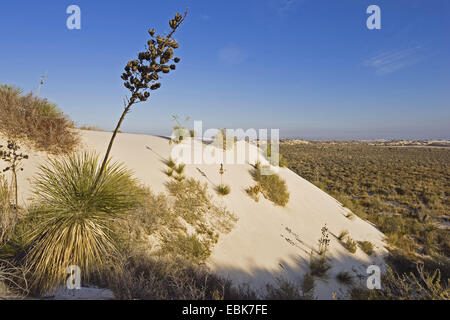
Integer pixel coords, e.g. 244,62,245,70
337,230,349,241
216,184,231,196
251,165,290,207
345,237,358,254
358,241,374,256
265,274,315,300
25,152,139,293
309,225,331,279
246,185,261,202
281,141,450,297
0,84,79,154
336,271,354,286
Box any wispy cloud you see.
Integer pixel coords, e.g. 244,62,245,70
199,14,211,21
218,46,246,65
269,0,307,15
364,47,429,75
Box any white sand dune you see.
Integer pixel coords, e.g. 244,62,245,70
9,130,387,299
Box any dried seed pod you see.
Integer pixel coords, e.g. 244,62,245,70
150,83,161,90
148,29,155,37
170,64,176,70
174,57,181,63
161,65,170,73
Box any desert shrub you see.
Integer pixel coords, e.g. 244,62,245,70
161,233,211,262
165,178,237,252
345,212,355,220
216,184,231,196
372,264,450,300
246,185,261,202
337,230,349,241
166,157,176,169
95,253,256,300
265,277,302,300
345,238,358,254
0,259,29,299
265,274,315,300
309,253,331,279
251,167,289,207
174,163,186,175
336,271,354,286
24,152,139,293
0,84,79,154
358,241,374,256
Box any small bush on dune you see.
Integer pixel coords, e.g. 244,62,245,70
337,230,349,241
358,241,374,256
251,166,289,207
309,254,331,279
174,163,186,175
216,184,231,196
166,157,176,169
0,85,79,154
24,152,139,293
345,238,358,254
246,185,261,202
336,271,354,286
161,233,211,262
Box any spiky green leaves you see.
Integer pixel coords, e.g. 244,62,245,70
26,152,139,293
122,11,187,103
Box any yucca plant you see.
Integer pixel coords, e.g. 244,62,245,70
25,152,138,293
95,11,187,186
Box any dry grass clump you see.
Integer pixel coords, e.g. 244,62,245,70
351,264,450,300
0,85,79,154
336,271,354,286
0,259,29,299
95,252,256,300
345,237,358,254
265,274,315,300
246,185,261,202
251,165,289,207
337,230,349,241
358,240,374,256
215,184,231,196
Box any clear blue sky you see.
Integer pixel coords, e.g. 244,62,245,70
1,0,449,139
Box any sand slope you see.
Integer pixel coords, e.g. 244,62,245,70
7,130,387,299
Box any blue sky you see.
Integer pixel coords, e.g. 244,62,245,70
1,0,449,139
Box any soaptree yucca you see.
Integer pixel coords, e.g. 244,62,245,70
26,152,138,293
95,11,187,185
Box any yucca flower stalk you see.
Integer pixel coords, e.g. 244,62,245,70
95,11,187,187
26,152,138,293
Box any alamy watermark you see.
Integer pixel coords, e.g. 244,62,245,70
169,121,280,175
